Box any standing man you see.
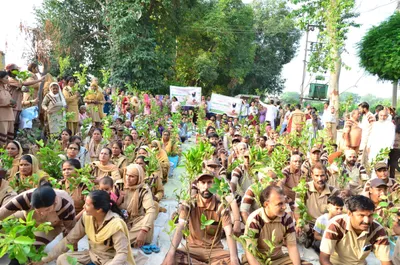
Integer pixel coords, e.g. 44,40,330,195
320,196,391,265
342,109,362,152
367,108,395,163
324,106,337,143
358,102,376,167
264,99,278,129
244,185,308,265
162,173,240,265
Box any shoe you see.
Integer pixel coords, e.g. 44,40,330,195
141,245,152,255
150,244,161,253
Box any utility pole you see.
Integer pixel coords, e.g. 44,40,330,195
300,25,316,105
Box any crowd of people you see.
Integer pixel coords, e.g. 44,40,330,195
0,62,399,265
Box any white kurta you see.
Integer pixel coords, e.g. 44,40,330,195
360,111,375,151
367,120,395,162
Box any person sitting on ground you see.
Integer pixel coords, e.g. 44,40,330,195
301,146,324,181
319,195,391,265
362,161,400,196
243,185,311,265
312,196,344,253
91,147,121,183
162,172,240,265
38,190,136,265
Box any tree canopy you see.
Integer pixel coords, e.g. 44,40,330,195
358,12,400,82
32,0,300,95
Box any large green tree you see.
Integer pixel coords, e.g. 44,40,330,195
290,0,358,117
358,12,400,107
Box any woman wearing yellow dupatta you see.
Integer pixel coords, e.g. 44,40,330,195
11,154,50,193
84,83,105,126
110,141,128,175
39,190,136,265
91,147,121,183
5,140,23,179
86,128,104,162
150,140,170,183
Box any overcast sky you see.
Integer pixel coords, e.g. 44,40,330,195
0,0,397,98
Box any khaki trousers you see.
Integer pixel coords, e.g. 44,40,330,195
56,250,129,265
129,216,154,245
325,122,337,143
67,121,79,135
175,245,231,265
0,121,14,146
241,253,313,265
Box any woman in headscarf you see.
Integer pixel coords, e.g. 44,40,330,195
111,141,128,175
5,140,23,179
91,147,121,183
0,71,15,145
86,128,104,162
143,94,151,115
11,154,50,193
39,190,136,265
63,76,80,135
42,82,67,135
150,140,170,183
84,83,105,127
120,164,156,248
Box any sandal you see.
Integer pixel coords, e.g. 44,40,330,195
141,245,152,255
150,244,161,253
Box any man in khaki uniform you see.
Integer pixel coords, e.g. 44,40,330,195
295,162,339,247
280,154,302,206
244,185,311,265
320,196,391,265
162,173,240,265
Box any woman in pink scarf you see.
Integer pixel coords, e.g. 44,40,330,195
143,94,151,115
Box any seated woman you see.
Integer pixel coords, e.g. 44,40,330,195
119,164,156,248
5,140,23,179
0,168,16,207
123,135,136,163
150,140,170,183
60,159,86,217
86,128,104,162
110,141,128,175
59,128,72,151
0,180,76,263
11,155,50,193
130,128,142,147
91,147,121,183
39,190,135,265
69,136,91,167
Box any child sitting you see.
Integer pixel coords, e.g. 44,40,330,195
313,196,344,253
99,176,120,204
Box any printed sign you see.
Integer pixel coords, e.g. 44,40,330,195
170,86,202,107
209,93,242,117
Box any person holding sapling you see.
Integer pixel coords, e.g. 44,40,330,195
301,146,326,181
5,141,23,179
63,76,80,135
362,161,400,196
86,128,104,162
84,82,105,127
119,164,156,249
312,196,344,253
110,141,128,176
162,172,240,265
230,150,252,202
0,179,76,265
294,162,339,248
243,185,312,265
151,140,170,183
34,190,136,265
320,196,391,265
280,154,303,208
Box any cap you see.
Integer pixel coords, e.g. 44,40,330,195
374,162,388,171
204,159,218,167
266,140,276,146
370,178,388,188
196,172,215,181
310,147,321,153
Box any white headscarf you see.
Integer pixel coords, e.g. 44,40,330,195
49,82,67,107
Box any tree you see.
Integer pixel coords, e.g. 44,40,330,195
280,91,300,105
236,0,300,96
289,0,358,118
358,11,400,108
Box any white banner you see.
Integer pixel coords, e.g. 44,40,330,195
170,86,202,107
210,93,242,118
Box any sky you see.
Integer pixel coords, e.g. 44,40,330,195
0,0,398,98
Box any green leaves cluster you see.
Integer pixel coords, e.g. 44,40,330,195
0,148,14,171
36,139,63,179
0,211,53,264
292,178,312,228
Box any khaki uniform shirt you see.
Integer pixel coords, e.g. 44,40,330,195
245,208,296,259
63,86,79,122
180,194,231,249
295,181,339,223
282,166,302,202
320,214,390,265
144,171,164,202
7,78,23,111
45,211,130,265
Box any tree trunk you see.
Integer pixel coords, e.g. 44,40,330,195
329,47,342,121
393,80,398,108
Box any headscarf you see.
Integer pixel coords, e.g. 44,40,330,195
344,149,357,159
143,94,150,106
18,154,49,180
151,140,169,162
124,164,146,216
48,82,67,107
9,141,23,178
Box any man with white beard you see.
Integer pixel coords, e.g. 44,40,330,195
367,108,395,163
